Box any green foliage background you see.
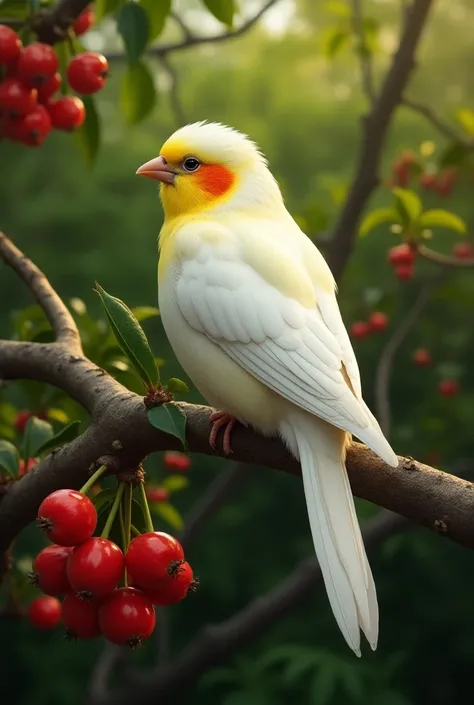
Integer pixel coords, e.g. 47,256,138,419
1,1,474,704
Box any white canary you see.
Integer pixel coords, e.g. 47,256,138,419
136,122,398,655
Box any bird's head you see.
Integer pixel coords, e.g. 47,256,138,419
136,121,283,220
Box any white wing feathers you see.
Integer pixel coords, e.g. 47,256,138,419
176,240,397,467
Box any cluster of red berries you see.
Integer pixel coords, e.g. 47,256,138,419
388,151,418,188
28,486,197,646
350,311,389,341
387,243,416,280
411,348,459,397
0,10,107,146
419,168,457,198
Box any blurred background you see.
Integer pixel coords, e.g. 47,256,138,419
1,0,474,703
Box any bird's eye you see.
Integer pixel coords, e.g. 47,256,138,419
182,156,200,172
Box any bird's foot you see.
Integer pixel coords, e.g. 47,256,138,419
209,411,236,456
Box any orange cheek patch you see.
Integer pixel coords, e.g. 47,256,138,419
198,164,235,198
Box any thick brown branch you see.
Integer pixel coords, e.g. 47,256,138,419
91,511,409,705
106,0,280,62
327,0,434,281
32,0,91,44
0,233,81,350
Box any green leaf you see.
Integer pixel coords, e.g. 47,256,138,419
139,0,171,40
21,417,54,461
163,474,189,492
46,408,70,424
324,1,351,17
131,306,160,322
95,0,125,22
167,377,189,394
322,26,350,58
311,666,337,705
151,501,184,530
359,207,399,236
120,60,156,125
202,0,236,27
147,404,187,449
418,209,466,234
456,108,474,136
95,283,159,390
0,0,28,18
75,96,100,166
34,421,81,456
0,440,20,478
117,2,150,63
392,188,422,226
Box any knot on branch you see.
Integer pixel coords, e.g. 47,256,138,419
117,465,145,486
144,386,173,409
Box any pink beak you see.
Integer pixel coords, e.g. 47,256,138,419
136,155,176,184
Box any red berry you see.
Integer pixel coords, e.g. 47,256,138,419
19,458,37,476
433,168,457,197
349,321,370,340
17,43,58,87
37,72,61,103
67,537,124,598
392,164,409,187
146,486,169,503
30,545,72,596
62,593,101,639
0,78,37,116
15,104,52,146
439,379,459,398
0,25,22,65
413,348,431,366
15,410,32,432
37,489,97,546
144,562,197,606
420,173,436,189
388,243,416,267
453,242,474,260
163,451,191,472
28,596,61,630
368,311,389,332
73,5,95,36
394,263,414,280
99,588,155,647
67,52,108,95
48,96,85,130
125,532,184,589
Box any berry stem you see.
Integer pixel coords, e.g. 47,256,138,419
138,480,154,533
79,464,108,495
124,481,132,549
130,524,141,537
101,482,125,539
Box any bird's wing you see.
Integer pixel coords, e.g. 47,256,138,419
174,223,394,462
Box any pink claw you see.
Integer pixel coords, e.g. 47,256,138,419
209,411,236,455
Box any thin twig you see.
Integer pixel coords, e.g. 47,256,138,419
402,98,474,146
0,232,81,350
106,0,281,62
327,0,434,281
159,55,187,127
170,11,194,41
351,0,375,101
418,244,474,268
374,278,440,437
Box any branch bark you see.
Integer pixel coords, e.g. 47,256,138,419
402,98,474,146
327,0,434,281
32,0,91,44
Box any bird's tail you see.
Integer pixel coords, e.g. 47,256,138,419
280,413,378,656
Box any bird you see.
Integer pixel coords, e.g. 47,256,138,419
136,121,398,655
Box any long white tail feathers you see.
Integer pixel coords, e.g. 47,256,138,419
280,415,379,656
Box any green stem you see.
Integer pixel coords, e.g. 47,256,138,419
130,524,141,537
138,481,154,533
119,500,126,552
80,464,108,495
101,482,125,539
124,483,132,550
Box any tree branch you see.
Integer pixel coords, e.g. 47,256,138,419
0,233,81,350
327,0,434,281
402,98,474,146
374,278,440,436
91,510,409,705
32,0,91,44
106,0,281,62
417,244,474,268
